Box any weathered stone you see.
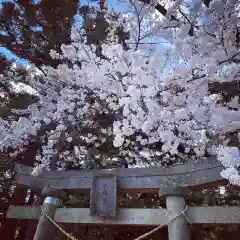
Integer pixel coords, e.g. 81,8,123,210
90,175,117,217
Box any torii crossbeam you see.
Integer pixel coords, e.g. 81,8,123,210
13,158,226,193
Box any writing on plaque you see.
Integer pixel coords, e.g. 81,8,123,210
90,175,117,217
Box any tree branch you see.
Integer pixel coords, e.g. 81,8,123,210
0,82,18,101
138,0,178,21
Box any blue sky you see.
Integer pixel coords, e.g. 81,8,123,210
0,0,129,66
0,0,169,66
0,0,30,65
0,47,30,65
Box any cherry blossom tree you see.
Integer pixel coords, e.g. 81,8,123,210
0,0,239,185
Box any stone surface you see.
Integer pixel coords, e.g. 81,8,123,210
166,196,190,240
41,186,69,201
159,187,191,200
13,160,226,192
90,175,117,217
7,206,240,224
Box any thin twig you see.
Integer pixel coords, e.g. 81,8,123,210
218,51,240,65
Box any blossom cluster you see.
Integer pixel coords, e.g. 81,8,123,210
0,0,239,184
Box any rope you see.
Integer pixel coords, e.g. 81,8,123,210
134,205,190,240
41,207,79,240
41,205,190,240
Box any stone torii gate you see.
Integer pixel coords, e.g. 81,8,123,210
6,158,240,240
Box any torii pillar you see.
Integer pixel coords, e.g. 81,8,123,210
33,187,68,240
159,187,190,240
